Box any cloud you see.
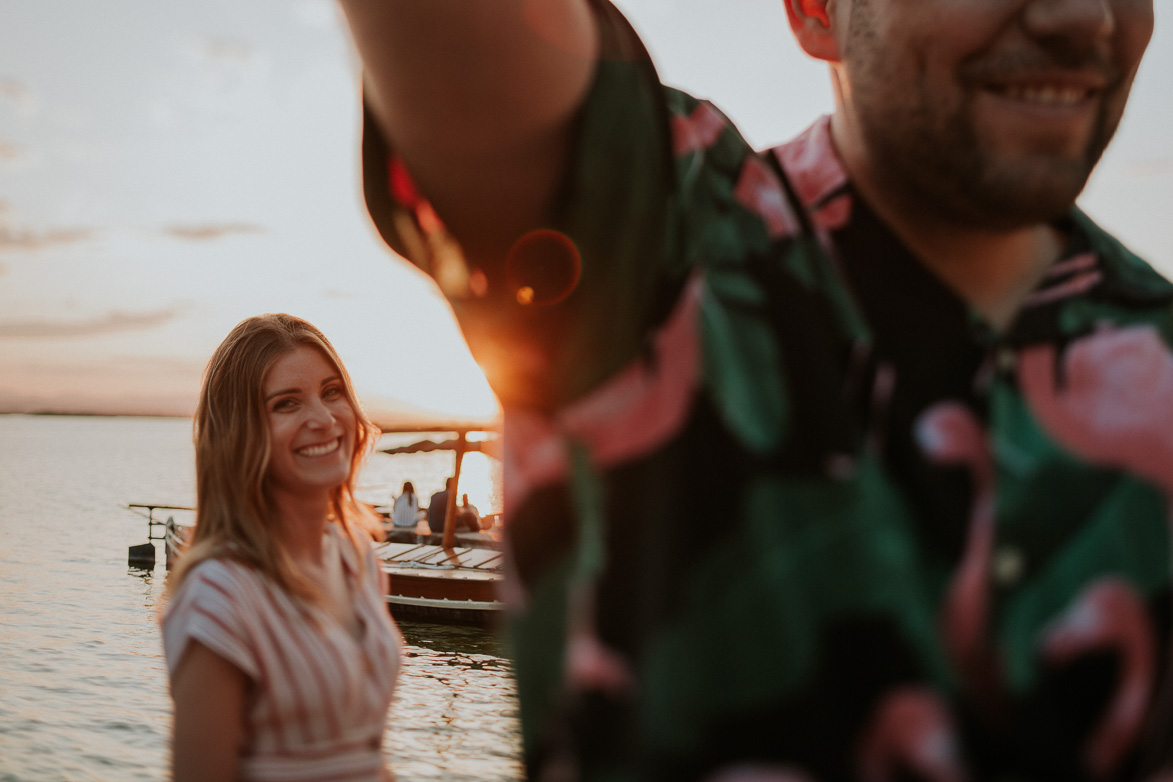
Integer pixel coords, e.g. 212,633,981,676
197,37,258,67
323,288,363,300
292,0,339,30
179,35,270,104
0,223,94,252
0,79,28,101
161,223,264,241
0,355,206,417
185,36,268,86
0,308,178,338
0,78,38,117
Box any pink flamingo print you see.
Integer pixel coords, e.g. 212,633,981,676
733,154,801,240
503,274,705,517
857,688,967,782
1018,324,1173,777
915,402,1000,705
1018,324,1173,496
673,101,728,157
562,586,635,698
1040,578,1156,778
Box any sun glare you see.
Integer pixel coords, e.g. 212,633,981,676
341,301,501,425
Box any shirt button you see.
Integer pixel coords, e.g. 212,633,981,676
996,348,1016,373
992,546,1025,587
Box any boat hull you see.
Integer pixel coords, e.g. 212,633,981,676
378,542,504,627
384,593,502,627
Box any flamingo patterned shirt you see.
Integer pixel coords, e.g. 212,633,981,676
358,2,1173,779
162,526,401,782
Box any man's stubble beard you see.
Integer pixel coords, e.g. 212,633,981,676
857,91,1115,231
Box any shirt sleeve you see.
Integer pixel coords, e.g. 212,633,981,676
161,559,261,683
360,0,679,409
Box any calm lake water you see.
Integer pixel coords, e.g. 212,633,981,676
0,414,520,781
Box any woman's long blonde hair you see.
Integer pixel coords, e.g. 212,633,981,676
167,313,382,602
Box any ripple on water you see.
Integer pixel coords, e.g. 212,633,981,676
387,622,524,781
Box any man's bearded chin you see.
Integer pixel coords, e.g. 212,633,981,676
872,106,1120,231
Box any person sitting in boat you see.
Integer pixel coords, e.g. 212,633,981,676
390,480,419,530
160,313,402,782
426,477,454,534
456,493,482,533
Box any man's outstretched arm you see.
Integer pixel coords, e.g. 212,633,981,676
337,0,599,259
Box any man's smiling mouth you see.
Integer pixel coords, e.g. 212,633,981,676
990,84,1092,106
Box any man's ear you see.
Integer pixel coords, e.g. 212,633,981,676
783,0,840,62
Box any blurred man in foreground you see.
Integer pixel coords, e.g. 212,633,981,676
338,1,1172,779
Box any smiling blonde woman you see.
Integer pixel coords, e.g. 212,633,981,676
161,313,401,782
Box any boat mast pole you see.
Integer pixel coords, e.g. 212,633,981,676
440,430,467,548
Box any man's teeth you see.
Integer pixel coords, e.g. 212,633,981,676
298,438,339,456
1000,85,1087,106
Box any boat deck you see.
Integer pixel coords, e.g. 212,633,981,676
376,541,504,626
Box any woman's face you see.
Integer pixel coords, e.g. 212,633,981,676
262,345,357,500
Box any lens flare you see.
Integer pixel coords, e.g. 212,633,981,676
506,229,582,307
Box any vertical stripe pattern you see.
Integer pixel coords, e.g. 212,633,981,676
162,526,402,781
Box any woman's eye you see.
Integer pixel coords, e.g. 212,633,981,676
273,398,296,411
323,385,343,400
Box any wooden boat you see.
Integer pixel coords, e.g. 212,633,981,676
377,541,503,626
372,424,505,626
127,423,505,627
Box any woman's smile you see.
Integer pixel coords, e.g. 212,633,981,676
296,436,344,458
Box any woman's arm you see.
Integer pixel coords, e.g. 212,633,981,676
336,0,599,257
171,640,248,782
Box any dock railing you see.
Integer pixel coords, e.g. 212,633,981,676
126,503,194,569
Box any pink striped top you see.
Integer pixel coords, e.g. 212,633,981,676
162,526,401,781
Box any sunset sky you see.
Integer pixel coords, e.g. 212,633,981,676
1,1,1170,422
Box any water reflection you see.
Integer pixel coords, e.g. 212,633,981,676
389,622,523,781
399,620,507,656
